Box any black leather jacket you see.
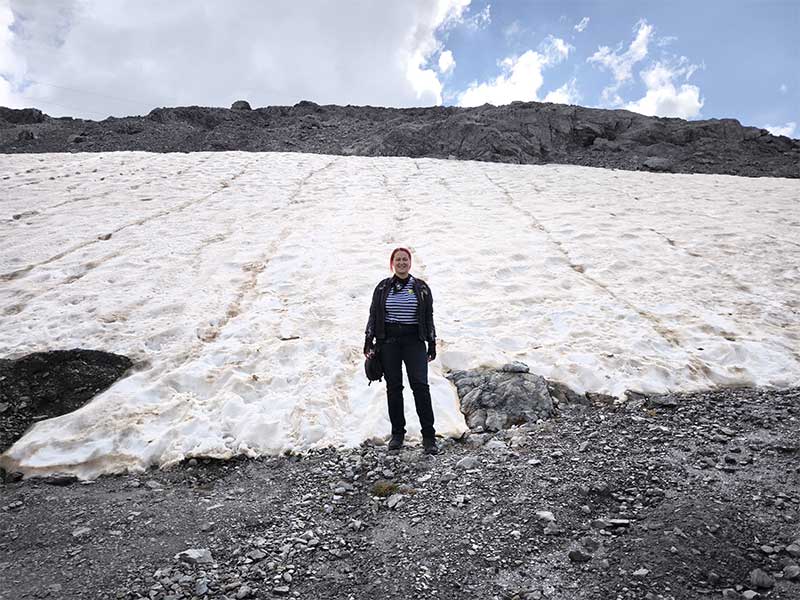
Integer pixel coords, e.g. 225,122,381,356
365,276,436,343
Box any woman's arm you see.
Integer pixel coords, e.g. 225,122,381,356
425,285,436,360
364,285,379,356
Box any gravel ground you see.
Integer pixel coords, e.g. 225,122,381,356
2,386,798,600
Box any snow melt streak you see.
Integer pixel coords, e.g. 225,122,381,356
0,152,798,479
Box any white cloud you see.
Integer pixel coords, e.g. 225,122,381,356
456,37,572,107
625,62,703,119
779,83,788,94
2,0,473,117
587,20,703,119
574,17,589,33
543,36,572,62
588,20,653,84
462,3,491,31
544,78,579,105
0,0,24,108
438,49,455,74
764,121,796,137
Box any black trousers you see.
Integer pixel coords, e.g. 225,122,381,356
379,324,436,439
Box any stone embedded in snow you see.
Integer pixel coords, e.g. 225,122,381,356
175,548,214,565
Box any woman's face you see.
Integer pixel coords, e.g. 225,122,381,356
393,251,411,276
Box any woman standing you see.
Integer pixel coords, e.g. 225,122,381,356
364,247,438,455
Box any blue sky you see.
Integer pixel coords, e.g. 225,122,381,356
1,0,797,137
435,0,798,134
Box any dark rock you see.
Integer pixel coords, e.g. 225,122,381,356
749,568,774,589
568,548,592,563
0,349,133,454
624,390,648,403
643,157,673,171
231,100,252,111
547,380,588,405
586,392,616,405
43,474,79,486
646,395,679,409
0,107,45,124
16,130,35,141
67,134,85,143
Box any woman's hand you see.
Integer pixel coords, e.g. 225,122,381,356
427,340,436,362
364,337,375,359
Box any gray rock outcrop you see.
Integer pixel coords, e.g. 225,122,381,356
1,101,797,178
447,362,555,431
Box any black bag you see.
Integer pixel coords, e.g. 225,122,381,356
364,352,383,385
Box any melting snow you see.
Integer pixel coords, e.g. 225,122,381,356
1,151,798,479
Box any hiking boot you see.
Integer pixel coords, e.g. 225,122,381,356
422,437,439,455
388,434,404,451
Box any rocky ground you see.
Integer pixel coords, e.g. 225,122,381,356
2,386,798,600
1,102,798,178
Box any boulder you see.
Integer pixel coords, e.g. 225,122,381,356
231,100,252,111
447,363,554,431
643,157,673,171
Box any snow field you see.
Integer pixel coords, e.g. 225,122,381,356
0,151,798,479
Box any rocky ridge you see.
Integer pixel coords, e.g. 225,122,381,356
1,101,798,178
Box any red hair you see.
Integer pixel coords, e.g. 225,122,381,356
389,247,412,272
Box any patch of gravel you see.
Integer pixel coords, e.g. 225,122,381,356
2,387,798,599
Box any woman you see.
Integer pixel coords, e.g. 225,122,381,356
364,247,438,455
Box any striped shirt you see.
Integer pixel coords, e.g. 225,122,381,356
385,276,418,325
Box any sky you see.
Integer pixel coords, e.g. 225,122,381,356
0,0,798,137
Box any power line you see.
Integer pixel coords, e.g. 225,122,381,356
19,78,175,110
16,96,136,119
